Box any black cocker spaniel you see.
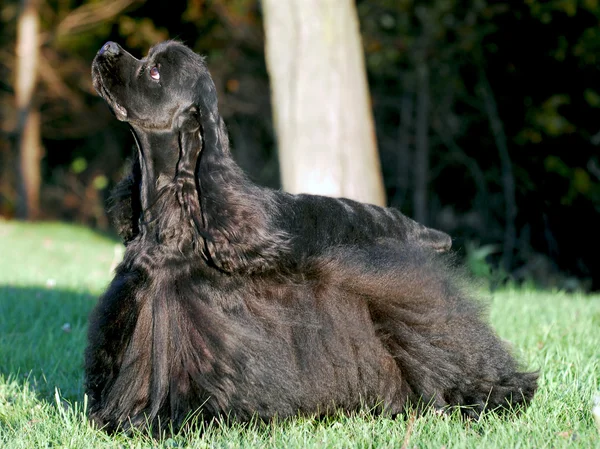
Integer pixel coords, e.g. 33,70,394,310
86,40,537,434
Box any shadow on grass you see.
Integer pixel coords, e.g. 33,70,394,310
0,284,98,403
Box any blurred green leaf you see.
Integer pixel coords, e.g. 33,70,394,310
573,168,591,195
92,175,108,190
70,158,87,174
465,241,499,279
532,95,575,137
584,89,600,108
545,156,570,177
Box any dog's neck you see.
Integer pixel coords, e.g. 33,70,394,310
129,125,196,242
127,116,288,272
130,128,175,206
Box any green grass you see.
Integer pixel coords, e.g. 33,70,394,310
0,219,598,448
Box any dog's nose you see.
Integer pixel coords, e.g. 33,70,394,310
99,41,119,56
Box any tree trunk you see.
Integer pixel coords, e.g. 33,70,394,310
262,0,385,205
15,0,41,219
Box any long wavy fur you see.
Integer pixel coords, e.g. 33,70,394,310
86,40,537,435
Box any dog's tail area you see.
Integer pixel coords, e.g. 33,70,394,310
312,240,537,417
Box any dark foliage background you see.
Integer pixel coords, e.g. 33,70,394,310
1,0,599,290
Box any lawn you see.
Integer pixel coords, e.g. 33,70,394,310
0,220,598,448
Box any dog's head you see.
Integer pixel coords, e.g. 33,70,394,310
92,41,225,250
92,40,272,270
92,40,219,134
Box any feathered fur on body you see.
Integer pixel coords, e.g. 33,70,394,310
86,40,537,434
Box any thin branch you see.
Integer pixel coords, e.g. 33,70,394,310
37,50,84,110
413,59,430,224
477,69,516,272
433,119,490,228
393,90,413,209
55,0,141,37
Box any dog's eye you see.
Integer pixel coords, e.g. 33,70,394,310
150,66,160,80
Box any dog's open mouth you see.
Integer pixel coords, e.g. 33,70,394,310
92,68,128,119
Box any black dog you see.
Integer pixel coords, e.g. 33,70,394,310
86,40,537,434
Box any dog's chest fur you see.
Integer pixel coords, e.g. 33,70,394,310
87,252,408,428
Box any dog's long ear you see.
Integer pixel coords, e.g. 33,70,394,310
177,79,289,273
174,105,205,236
107,157,141,245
